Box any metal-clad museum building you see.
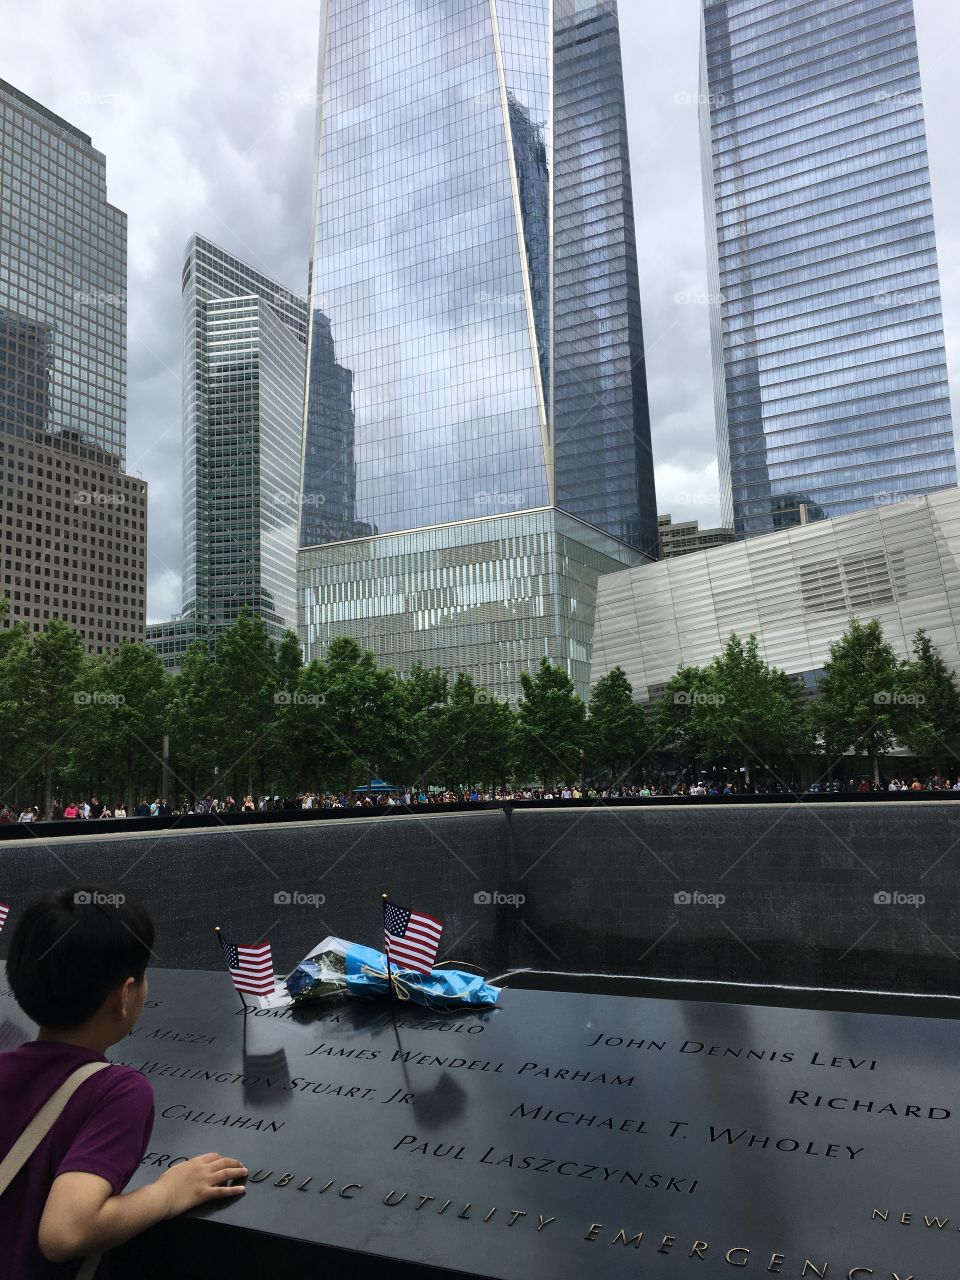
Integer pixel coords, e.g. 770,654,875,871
592,487,960,701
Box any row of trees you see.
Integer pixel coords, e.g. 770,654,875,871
1,601,959,810
655,621,960,785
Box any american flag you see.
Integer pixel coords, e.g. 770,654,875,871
383,900,443,975
0,903,8,935
217,933,275,998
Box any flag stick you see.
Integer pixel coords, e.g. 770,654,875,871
382,893,394,999
214,925,249,1012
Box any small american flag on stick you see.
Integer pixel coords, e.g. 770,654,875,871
217,931,275,998
0,903,8,935
383,900,443,975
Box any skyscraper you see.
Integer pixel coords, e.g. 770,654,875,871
146,236,307,670
299,0,657,699
0,79,146,652
700,0,957,540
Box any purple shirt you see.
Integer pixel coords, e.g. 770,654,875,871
0,1041,154,1279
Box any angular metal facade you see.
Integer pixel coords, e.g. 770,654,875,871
593,488,960,701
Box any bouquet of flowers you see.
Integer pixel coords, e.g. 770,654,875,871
285,936,500,1010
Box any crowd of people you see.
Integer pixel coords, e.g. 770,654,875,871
2,773,959,823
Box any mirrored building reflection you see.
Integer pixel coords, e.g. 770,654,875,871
299,0,657,700
147,236,307,671
700,0,957,540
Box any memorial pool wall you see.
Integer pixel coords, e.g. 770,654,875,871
0,803,956,993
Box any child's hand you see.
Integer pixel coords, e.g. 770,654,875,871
157,1153,248,1217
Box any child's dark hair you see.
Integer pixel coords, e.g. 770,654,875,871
6,886,154,1028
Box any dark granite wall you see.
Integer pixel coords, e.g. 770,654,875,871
0,805,956,992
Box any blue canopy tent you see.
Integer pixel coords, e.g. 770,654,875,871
352,779,397,793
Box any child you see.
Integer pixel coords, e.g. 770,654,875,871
0,886,248,1277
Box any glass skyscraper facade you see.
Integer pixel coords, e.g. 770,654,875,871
0,80,146,651
148,236,307,670
299,0,656,698
700,0,957,540
0,78,126,464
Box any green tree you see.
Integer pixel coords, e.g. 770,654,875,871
654,664,709,765
71,643,170,808
514,658,586,788
165,640,220,802
0,600,30,804
396,663,449,791
270,630,305,792
307,636,407,794
897,629,960,774
442,673,516,790
6,619,85,814
208,612,283,798
697,634,808,785
812,617,903,784
586,666,649,784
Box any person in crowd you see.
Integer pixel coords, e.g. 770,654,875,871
0,887,247,1276
18,805,35,823
242,795,256,813
88,798,104,821
63,803,79,820
132,800,151,818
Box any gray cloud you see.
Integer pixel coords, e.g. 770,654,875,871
4,0,958,618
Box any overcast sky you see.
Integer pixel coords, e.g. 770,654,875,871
6,0,960,622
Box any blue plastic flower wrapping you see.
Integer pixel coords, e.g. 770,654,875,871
285,936,500,1009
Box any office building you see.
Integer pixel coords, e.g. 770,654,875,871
594,488,960,705
147,236,307,671
0,79,146,651
700,0,956,539
298,0,657,700
658,514,735,559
